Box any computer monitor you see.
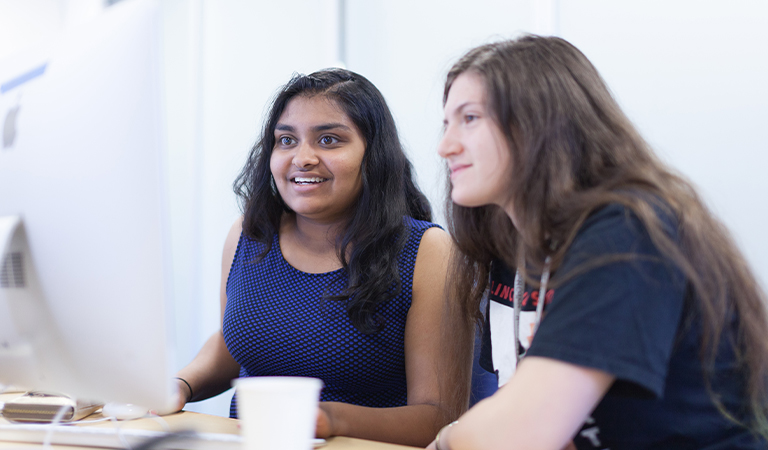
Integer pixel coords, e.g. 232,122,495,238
0,0,176,412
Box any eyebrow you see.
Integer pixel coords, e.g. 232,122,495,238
453,101,482,114
274,123,352,133
313,123,351,132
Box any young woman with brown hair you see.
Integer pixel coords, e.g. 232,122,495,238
431,35,768,450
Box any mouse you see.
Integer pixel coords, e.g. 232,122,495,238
101,402,149,420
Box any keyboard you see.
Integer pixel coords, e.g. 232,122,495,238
0,423,326,449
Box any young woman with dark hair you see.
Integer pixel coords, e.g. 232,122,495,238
430,36,768,450
172,68,469,446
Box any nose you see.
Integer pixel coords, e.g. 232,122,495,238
437,124,461,159
292,141,319,168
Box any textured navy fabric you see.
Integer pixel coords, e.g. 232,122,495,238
223,217,438,418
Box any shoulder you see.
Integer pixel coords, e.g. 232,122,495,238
412,226,451,282
577,203,643,241
223,216,244,263
402,217,449,255
225,216,243,249
403,216,443,234
568,201,677,259
411,225,451,307
556,201,686,296
553,201,687,311
417,227,452,257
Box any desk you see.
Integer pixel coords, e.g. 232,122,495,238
0,394,418,450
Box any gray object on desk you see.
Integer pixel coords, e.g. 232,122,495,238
1,392,102,423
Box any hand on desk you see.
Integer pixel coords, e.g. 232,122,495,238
169,380,188,414
150,380,187,416
316,405,335,439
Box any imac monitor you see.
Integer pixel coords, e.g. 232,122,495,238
0,0,175,411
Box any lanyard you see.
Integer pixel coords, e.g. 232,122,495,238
511,256,552,365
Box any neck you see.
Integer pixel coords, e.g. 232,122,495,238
502,202,520,231
281,212,347,253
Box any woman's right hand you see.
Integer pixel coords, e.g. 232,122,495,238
316,407,332,438
316,403,341,439
150,379,188,416
155,379,188,415
172,378,191,412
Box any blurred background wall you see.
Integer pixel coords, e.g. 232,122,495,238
1,0,766,416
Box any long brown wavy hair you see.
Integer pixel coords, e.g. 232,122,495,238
443,35,768,436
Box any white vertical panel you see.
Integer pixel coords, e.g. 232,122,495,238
531,0,559,35
320,0,345,67
159,0,204,374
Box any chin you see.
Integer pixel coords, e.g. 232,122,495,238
450,191,486,208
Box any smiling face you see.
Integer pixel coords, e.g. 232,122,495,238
438,72,514,213
270,95,366,223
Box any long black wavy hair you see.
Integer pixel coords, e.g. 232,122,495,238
233,68,432,334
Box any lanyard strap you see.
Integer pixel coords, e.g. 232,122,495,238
512,256,552,365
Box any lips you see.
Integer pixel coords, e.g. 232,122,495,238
449,164,471,176
291,176,328,185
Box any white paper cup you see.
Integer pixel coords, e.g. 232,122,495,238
234,376,323,450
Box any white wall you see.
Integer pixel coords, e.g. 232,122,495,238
558,0,768,293
0,0,64,60
2,0,766,417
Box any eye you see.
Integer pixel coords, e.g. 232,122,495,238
278,136,295,146
464,114,479,123
319,135,339,146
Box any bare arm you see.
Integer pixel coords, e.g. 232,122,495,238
429,356,615,450
317,228,467,447
172,218,243,410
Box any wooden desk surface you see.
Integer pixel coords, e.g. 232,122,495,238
0,393,419,450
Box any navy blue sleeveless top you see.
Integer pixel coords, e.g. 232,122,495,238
222,217,438,418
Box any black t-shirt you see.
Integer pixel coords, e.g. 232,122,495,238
480,204,764,450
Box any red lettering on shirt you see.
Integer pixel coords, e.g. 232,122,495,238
491,281,555,309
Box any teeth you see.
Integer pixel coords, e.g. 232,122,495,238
293,177,326,184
